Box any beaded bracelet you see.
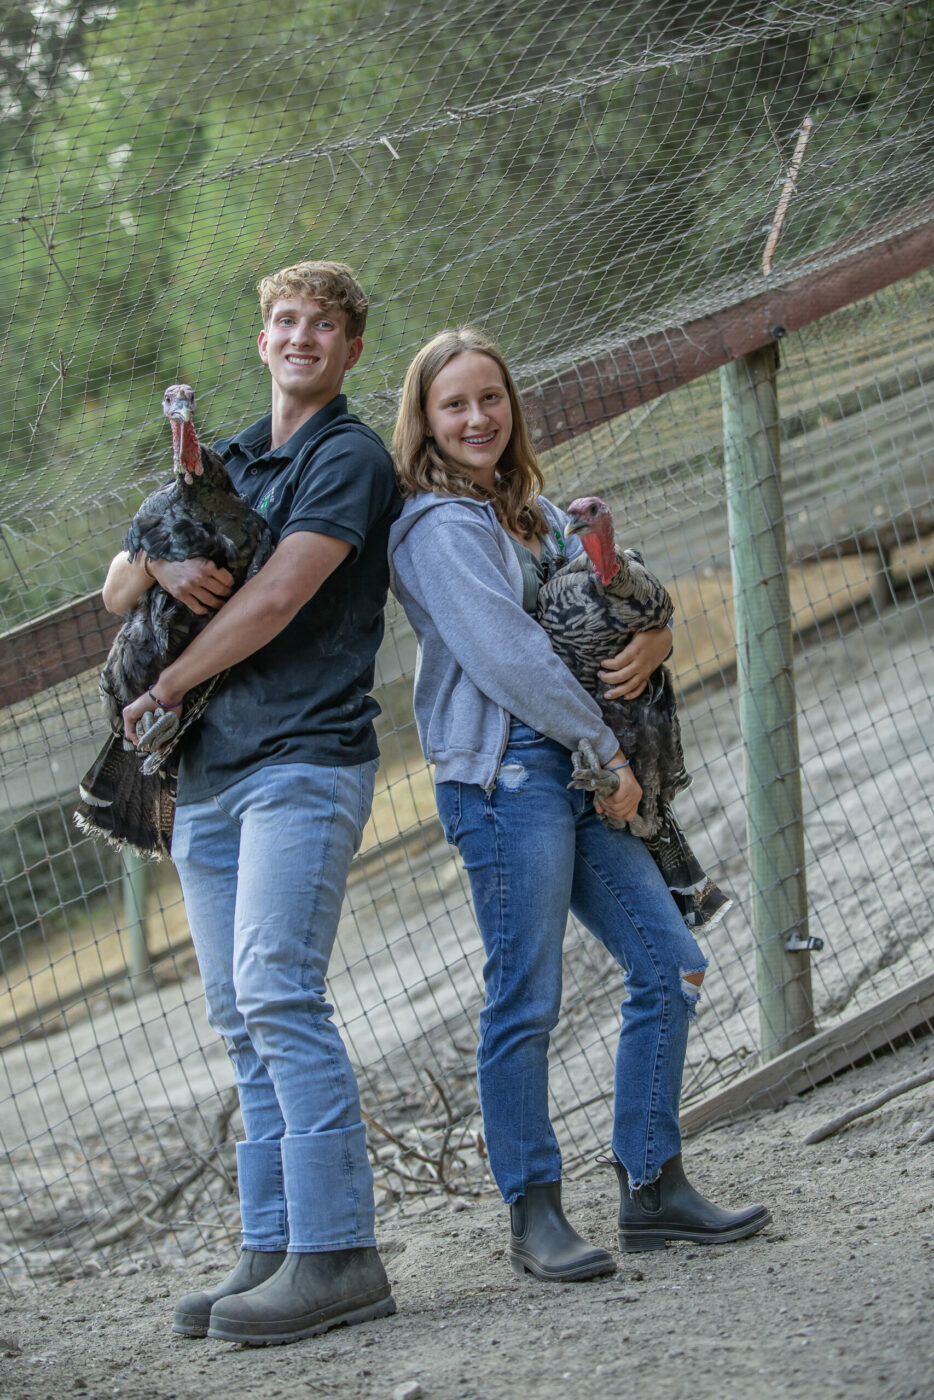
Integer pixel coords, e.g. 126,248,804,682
148,688,182,711
605,759,631,771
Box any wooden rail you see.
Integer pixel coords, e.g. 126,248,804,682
0,591,117,709
681,971,934,1137
525,197,934,449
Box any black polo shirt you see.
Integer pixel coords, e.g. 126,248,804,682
176,394,401,804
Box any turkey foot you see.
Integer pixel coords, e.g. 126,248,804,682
569,738,618,800
137,707,180,775
569,738,651,838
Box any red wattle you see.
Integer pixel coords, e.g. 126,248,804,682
179,420,201,478
580,532,620,587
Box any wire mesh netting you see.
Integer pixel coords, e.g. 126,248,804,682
1,0,933,1284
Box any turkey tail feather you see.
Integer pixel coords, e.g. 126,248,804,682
74,734,175,858
642,807,733,932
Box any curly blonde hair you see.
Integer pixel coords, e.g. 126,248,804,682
392,328,546,539
257,260,368,338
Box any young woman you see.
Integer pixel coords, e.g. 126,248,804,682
388,328,770,1280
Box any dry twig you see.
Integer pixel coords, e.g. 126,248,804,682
763,113,813,275
804,1067,934,1144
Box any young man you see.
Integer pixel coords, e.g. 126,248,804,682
105,261,401,1346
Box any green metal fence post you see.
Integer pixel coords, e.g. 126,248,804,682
720,341,818,1061
120,847,151,983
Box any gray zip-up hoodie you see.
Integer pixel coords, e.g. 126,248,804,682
387,491,620,790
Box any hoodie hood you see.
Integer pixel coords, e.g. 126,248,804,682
389,491,498,588
388,489,576,595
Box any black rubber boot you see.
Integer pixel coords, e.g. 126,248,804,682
613,1153,772,1252
172,1249,287,1337
206,1247,396,1345
510,1181,616,1282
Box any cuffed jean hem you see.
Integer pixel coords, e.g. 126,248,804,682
280,1125,376,1250
237,1139,288,1251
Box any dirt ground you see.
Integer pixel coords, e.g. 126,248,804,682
1,1031,932,1400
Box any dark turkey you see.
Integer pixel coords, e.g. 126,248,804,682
75,384,273,856
537,495,730,930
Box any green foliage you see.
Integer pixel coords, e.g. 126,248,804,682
0,0,108,154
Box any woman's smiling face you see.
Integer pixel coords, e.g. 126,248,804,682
423,351,513,490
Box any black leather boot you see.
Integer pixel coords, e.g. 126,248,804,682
172,1249,287,1337
612,1153,771,1252
510,1181,616,1282
206,1246,396,1345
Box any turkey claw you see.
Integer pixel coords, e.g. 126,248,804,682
137,706,179,773
568,737,619,800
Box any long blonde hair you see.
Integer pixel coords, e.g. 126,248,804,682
392,328,547,539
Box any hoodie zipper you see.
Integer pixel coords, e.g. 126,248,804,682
484,708,511,794
484,502,565,790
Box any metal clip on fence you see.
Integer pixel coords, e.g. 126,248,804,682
785,930,824,953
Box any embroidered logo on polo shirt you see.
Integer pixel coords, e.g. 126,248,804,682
259,487,276,513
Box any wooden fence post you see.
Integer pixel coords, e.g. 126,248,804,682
720,341,818,1061
120,848,151,983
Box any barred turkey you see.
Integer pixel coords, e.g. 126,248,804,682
75,384,273,856
537,495,730,930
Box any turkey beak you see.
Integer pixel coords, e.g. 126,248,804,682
563,517,585,537
169,398,192,423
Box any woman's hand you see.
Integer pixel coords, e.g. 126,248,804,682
148,558,235,615
598,626,673,700
594,751,643,824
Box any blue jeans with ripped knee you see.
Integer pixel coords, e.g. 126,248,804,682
435,720,706,1203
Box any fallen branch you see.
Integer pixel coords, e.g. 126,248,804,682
151,1090,239,1215
361,1108,456,1170
79,1090,239,1250
423,1067,456,1124
804,1066,934,1144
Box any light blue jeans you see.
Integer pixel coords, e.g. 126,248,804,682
435,722,706,1203
171,759,378,1253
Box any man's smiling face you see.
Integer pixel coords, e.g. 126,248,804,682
258,296,362,414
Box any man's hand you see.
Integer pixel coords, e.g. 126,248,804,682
149,558,235,615
598,626,673,700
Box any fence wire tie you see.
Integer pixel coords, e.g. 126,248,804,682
785,930,824,953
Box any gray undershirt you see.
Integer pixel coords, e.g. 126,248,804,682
509,535,546,613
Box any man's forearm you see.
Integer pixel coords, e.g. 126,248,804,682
154,573,299,703
123,531,351,745
151,531,351,707
102,552,151,615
